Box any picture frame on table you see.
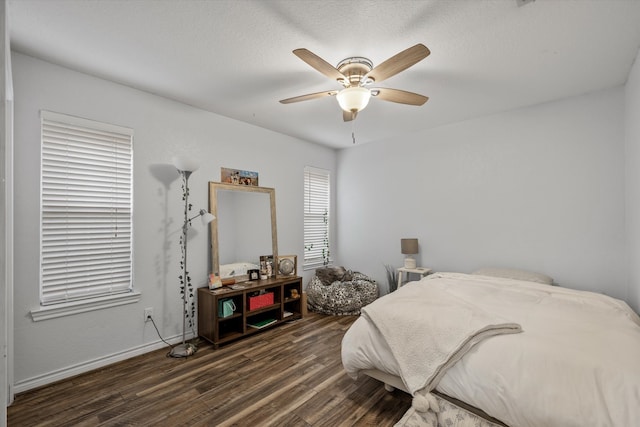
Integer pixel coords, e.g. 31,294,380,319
259,255,274,278
277,255,297,277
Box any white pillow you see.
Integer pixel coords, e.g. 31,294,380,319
472,267,553,285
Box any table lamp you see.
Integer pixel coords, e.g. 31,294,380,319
401,238,419,269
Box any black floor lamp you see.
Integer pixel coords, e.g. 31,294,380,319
170,156,215,358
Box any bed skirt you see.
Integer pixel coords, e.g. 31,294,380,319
396,397,504,427
361,369,507,427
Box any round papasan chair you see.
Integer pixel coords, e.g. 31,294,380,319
306,266,379,315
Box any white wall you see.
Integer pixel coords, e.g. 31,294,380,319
11,52,336,391
625,47,640,313
337,87,627,301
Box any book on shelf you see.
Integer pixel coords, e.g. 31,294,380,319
283,311,293,318
247,318,277,329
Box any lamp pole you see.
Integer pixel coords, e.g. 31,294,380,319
170,169,196,358
169,157,214,358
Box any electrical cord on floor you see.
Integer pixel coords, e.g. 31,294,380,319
147,315,176,357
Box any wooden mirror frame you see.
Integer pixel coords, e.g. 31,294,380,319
208,182,278,278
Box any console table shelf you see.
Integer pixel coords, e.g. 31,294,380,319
198,276,303,348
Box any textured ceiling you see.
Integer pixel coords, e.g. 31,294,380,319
8,0,640,149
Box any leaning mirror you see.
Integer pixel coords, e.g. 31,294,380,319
209,182,278,280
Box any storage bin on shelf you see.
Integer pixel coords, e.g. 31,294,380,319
248,292,274,310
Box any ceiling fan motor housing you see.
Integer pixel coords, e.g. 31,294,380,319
336,57,374,86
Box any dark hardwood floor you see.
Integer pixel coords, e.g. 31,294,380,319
8,312,411,426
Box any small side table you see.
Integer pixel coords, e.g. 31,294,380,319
397,267,432,288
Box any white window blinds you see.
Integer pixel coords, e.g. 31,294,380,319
40,111,133,305
304,166,330,268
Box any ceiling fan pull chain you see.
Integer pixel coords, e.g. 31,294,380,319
352,118,357,144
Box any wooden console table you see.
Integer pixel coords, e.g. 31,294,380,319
198,276,303,348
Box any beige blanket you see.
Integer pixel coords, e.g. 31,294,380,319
360,281,518,426
361,282,521,426
361,282,522,396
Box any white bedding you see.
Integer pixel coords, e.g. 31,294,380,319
341,272,640,427
360,282,521,394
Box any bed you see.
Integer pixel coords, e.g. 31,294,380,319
341,271,640,426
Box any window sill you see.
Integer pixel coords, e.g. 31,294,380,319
30,291,141,322
303,262,334,271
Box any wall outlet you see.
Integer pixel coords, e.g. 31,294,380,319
144,307,153,322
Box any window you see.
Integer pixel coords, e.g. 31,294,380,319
33,111,138,321
303,166,330,269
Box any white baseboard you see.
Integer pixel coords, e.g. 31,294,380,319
13,333,193,394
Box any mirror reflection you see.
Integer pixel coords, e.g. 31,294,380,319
209,182,277,279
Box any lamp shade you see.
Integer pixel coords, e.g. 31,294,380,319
401,238,419,255
201,211,215,225
172,156,199,173
336,87,371,112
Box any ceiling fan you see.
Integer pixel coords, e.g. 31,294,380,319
280,43,430,122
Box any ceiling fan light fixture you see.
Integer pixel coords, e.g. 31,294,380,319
336,86,371,113
281,44,430,122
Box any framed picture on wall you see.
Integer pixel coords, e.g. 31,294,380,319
277,255,297,277
221,167,259,186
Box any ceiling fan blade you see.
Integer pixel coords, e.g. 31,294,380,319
363,44,430,84
279,90,338,104
343,110,357,122
371,88,429,106
293,48,348,84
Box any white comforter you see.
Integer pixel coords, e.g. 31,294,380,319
341,272,640,427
